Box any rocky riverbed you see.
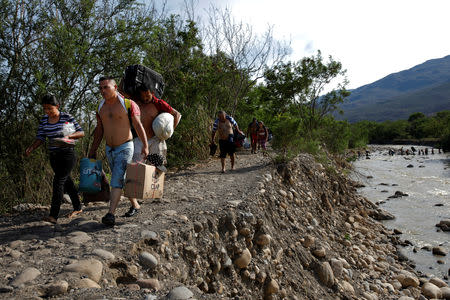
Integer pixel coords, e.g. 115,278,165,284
0,149,449,299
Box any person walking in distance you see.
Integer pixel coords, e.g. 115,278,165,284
247,117,259,154
211,111,244,173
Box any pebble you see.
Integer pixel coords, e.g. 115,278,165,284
141,230,158,239
45,280,68,297
256,234,271,246
421,282,442,299
441,287,450,299
11,267,41,287
314,262,334,288
432,246,448,256
429,277,448,288
67,231,91,244
330,258,344,278
137,278,161,290
78,278,101,289
63,259,103,283
166,286,194,300
139,252,158,269
312,247,326,258
340,280,355,294
302,235,315,248
92,248,115,260
234,248,252,269
264,278,279,296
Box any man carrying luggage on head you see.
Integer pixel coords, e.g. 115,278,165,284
123,69,181,217
88,76,149,226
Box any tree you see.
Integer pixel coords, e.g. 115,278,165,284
263,51,350,134
202,5,289,115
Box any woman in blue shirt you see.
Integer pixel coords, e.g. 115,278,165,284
25,94,85,223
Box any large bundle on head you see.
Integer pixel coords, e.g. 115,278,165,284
122,64,165,99
152,113,174,141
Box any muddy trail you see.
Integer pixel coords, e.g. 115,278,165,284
0,148,449,300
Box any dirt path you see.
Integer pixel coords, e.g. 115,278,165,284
0,148,273,299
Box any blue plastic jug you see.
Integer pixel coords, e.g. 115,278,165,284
79,158,102,193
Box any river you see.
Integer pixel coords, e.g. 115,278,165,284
352,145,450,279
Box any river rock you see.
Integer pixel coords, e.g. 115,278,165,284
67,231,91,244
432,246,447,256
141,230,158,239
256,234,271,246
367,208,395,220
441,287,450,299
93,248,115,260
166,286,193,300
436,219,450,231
429,277,447,288
340,280,355,294
137,278,161,290
312,247,326,258
78,278,101,289
398,297,414,300
139,252,158,269
330,258,344,278
11,267,41,287
397,273,420,288
264,278,279,296
45,280,68,297
314,262,335,287
302,235,315,248
234,248,252,269
421,282,442,299
9,240,25,249
63,259,103,283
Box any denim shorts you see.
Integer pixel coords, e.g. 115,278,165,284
106,141,133,188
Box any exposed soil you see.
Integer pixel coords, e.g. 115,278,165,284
0,148,448,299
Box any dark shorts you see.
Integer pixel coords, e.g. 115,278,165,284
219,139,236,158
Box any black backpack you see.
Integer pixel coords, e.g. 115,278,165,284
123,64,165,99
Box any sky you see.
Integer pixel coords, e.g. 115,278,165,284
159,0,450,89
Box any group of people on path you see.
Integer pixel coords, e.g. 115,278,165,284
247,117,270,154
26,76,181,226
25,73,272,226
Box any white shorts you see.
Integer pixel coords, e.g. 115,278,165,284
132,136,167,163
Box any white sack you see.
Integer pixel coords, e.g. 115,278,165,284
152,112,174,141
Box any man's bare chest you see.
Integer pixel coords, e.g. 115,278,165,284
140,103,159,123
100,104,127,122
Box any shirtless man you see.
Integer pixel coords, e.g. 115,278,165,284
211,111,243,173
88,77,149,226
125,89,181,217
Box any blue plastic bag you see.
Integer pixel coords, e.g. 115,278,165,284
79,158,102,193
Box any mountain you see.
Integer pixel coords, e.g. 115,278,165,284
338,55,450,122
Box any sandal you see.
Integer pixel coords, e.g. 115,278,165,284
66,210,83,218
43,216,57,224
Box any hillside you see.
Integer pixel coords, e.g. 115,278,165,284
338,55,450,122
1,149,448,299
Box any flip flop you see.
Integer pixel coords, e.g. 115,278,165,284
66,210,83,218
43,216,57,224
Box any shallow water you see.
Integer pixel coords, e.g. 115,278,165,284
352,145,450,278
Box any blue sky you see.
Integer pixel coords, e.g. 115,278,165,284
158,0,450,89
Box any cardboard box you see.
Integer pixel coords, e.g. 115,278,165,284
124,163,164,199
